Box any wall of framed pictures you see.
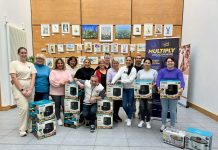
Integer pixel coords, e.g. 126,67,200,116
31,0,183,67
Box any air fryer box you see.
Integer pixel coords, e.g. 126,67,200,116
32,118,56,140
64,98,80,113
134,79,152,99
160,80,181,99
64,112,80,129
97,114,113,129
185,127,213,150
29,100,55,122
65,82,78,99
97,98,113,114
107,83,123,100
163,127,186,148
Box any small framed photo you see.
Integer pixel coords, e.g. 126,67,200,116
154,24,162,35
130,44,136,52
137,43,146,52
133,24,141,36
121,44,129,54
99,24,113,42
164,24,173,36
48,44,56,54
57,44,64,53
102,43,110,53
41,24,50,37
84,42,92,52
62,23,70,34
94,43,101,53
144,24,153,36
66,43,75,52
72,25,80,36
88,57,99,65
78,56,86,65
46,58,53,68
51,24,59,33
111,43,118,53
76,44,83,51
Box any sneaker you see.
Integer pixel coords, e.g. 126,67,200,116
126,119,131,126
146,122,151,129
85,120,90,127
26,128,32,133
138,120,145,128
90,124,95,133
57,119,63,126
19,131,27,137
160,125,166,132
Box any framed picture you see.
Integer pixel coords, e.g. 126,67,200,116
88,57,99,65
66,43,75,52
61,23,70,34
84,42,92,52
102,43,110,53
133,24,141,36
114,57,125,65
46,58,53,68
76,44,83,51
154,24,162,35
51,24,59,33
99,24,113,42
48,44,56,54
111,43,118,53
144,24,153,36
130,44,136,52
78,56,86,65
137,43,146,52
72,25,80,36
57,44,64,53
164,24,173,36
115,25,131,39
94,43,101,53
82,25,98,39
121,44,129,54
41,24,50,36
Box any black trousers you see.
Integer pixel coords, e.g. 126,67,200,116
139,99,152,122
51,95,64,120
113,100,122,117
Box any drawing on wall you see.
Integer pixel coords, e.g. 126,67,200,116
61,23,70,34
120,44,129,54
115,25,131,39
41,24,50,36
111,43,118,53
48,44,56,54
57,44,64,53
76,44,83,51
94,43,101,53
82,25,98,39
84,42,92,52
102,43,110,53
137,43,146,52
71,25,80,36
154,24,162,35
66,44,75,52
114,57,125,65
99,24,113,42
51,24,59,33
78,56,86,65
133,24,141,36
88,57,99,65
46,58,53,68
164,24,173,36
130,44,136,52
144,24,153,36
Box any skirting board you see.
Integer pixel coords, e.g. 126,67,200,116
0,105,17,111
188,102,218,121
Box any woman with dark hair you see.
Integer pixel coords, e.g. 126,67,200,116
156,56,185,132
49,58,71,126
95,59,107,89
137,58,158,129
10,47,37,136
111,56,137,126
66,56,79,81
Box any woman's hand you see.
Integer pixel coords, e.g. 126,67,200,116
25,89,33,97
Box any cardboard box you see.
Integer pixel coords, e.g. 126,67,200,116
64,112,80,129
97,114,113,129
106,83,123,100
163,127,186,148
29,100,55,122
97,98,113,114
185,127,213,150
134,79,153,99
32,118,56,139
64,98,80,113
160,80,181,99
65,82,78,99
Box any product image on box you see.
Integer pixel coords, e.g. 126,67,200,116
29,100,55,122
64,112,80,129
97,114,113,129
107,83,123,100
160,80,181,99
185,127,213,150
65,82,78,98
32,118,56,139
97,98,113,114
134,79,152,99
64,98,80,113
163,127,186,148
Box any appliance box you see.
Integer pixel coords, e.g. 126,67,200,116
160,80,181,99
64,98,80,113
65,82,78,99
97,114,113,129
106,83,123,100
97,98,113,114
64,112,80,129
134,79,153,99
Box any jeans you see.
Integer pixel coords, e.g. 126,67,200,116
139,99,152,122
34,92,49,101
161,99,178,127
122,89,134,119
51,95,64,120
83,103,97,125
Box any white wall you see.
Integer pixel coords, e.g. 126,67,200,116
182,0,218,115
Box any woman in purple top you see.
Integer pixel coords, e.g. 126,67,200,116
156,56,185,132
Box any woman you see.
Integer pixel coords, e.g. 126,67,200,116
95,59,107,89
156,56,185,132
10,47,37,137
34,54,50,101
66,56,79,81
107,59,122,123
95,53,111,71
137,58,158,129
111,56,137,126
49,58,71,126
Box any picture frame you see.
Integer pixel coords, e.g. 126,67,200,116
114,57,125,65
99,24,113,42
88,57,99,65
120,44,129,54
82,25,98,39
93,43,101,53
76,44,83,51
66,43,75,52
41,24,50,37
154,24,162,35
137,43,146,52
51,24,59,33
84,42,92,52
57,44,64,53
46,58,53,68
78,56,86,65
130,44,136,52
102,43,110,53
61,23,70,34
144,24,153,36
133,24,141,36
164,24,173,36
72,25,80,36
115,25,131,39
111,43,118,53
48,44,56,54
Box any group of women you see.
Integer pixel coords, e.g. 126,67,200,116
10,47,185,137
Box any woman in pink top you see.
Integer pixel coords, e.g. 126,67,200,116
49,58,71,126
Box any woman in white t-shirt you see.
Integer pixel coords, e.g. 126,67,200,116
137,58,158,129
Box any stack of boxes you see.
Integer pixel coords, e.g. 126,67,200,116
64,82,80,129
29,100,56,139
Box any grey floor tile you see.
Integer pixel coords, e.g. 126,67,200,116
0,129,14,136
22,145,58,150
62,137,96,146
94,146,129,150
28,133,64,145
95,137,128,146
58,146,94,150
0,144,24,150
0,136,34,144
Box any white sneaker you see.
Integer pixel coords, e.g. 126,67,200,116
19,131,27,137
57,119,63,126
146,122,151,129
126,119,131,126
160,125,166,132
138,120,145,128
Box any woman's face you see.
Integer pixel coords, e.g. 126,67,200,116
36,57,44,65
112,61,119,70
57,60,64,70
143,59,151,70
18,49,27,60
99,61,106,69
125,57,132,67
104,56,110,65
84,60,91,68
166,58,175,69
69,59,77,68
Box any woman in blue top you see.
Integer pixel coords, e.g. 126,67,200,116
34,54,51,101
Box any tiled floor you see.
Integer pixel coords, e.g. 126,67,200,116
0,105,217,150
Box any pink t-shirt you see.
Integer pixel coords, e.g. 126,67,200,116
49,69,71,96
